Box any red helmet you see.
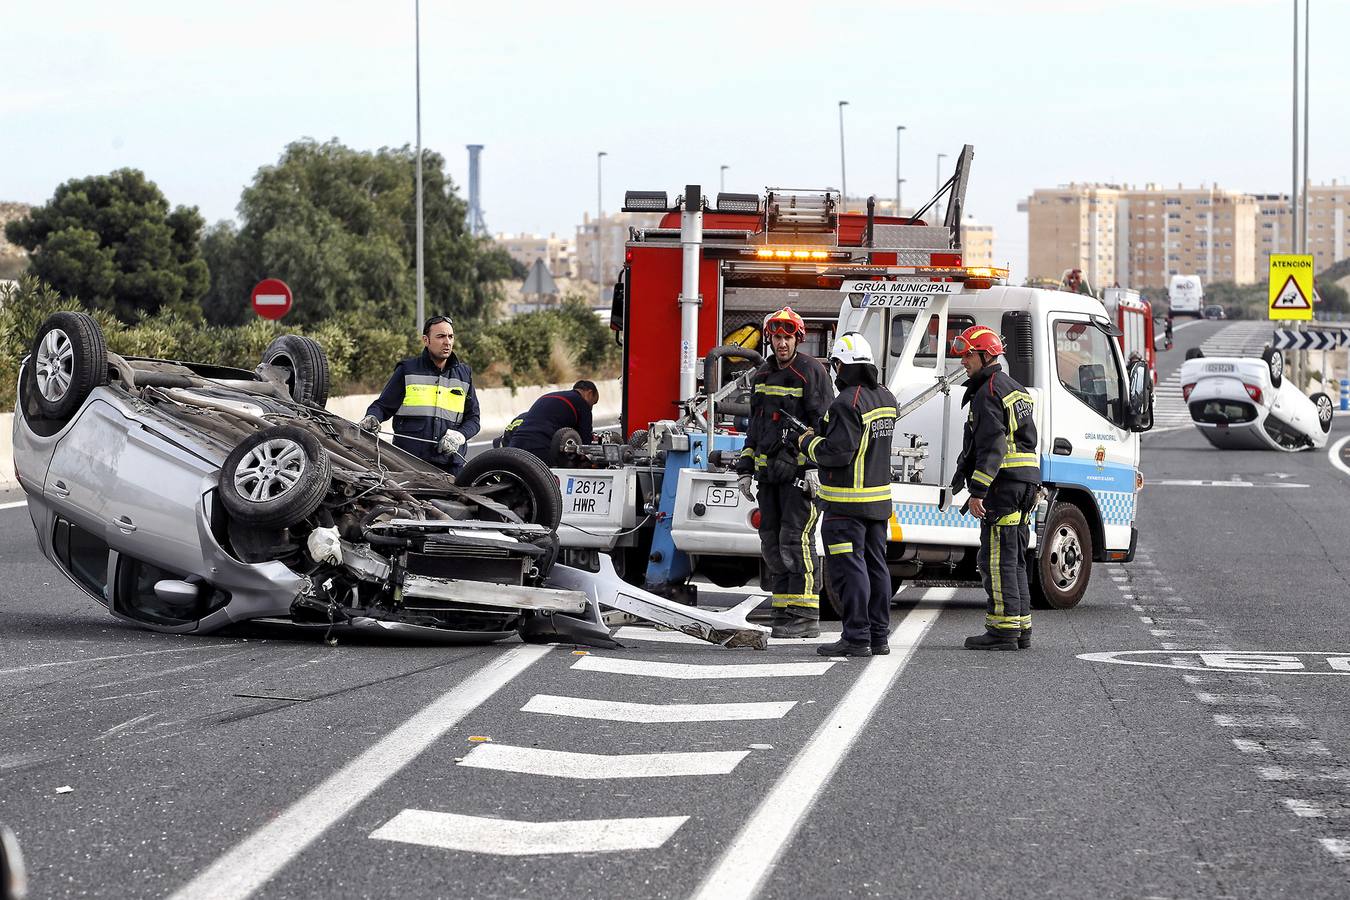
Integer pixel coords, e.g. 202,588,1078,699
951,325,1004,357
764,306,806,339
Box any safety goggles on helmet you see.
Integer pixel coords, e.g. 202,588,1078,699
951,325,1004,357
764,306,806,339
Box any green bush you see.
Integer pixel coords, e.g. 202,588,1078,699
0,279,619,413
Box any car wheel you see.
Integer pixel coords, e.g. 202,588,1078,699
456,447,563,531
28,311,108,422
549,427,583,466
1312,392,1335,433
1261,347,1284,389
1030,501,1092,610
219,425,332,529
1184,347,1205,360
261,335,330,408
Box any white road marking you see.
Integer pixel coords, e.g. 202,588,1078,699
370,809,687,856
0,500,27,511
1232,738,1331,757
1329,435,1350,479
1147,479,1308,488
571,655,835,680
1258,766,1350,783
1283,798,1326,817
458,743,749,779
613,625,842,646
1213,714,1306,728
691,594,944,900
1320,838,1350,861
168,644,552,900
95,713,156,741
0,644,237,677
1194,692,1284,707
521,694,796,723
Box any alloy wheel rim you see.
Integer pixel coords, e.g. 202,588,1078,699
35,328,75,402
1318,396,1334,424
234,438,307,501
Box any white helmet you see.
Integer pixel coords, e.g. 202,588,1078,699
829,331,875,366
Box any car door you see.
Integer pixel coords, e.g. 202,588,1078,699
44,400,123,537
1044,315,1137,550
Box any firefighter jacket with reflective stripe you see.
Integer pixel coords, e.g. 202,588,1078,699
804,375,899,521
366,350,480,466
503,389,594,454
737,352,833,480
953,363,1040,499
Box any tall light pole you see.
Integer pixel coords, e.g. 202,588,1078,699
1302,0,1309,256
720,165,729,194
596,151,607,306
895,125,906,216
1291,0,1299,254
413,0,425,329
935,152,947,222
838,100,849,212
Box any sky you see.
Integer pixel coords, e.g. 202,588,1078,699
5,0,1349,280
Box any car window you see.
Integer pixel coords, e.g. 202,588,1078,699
114,556,230,626
1053,320,1124,426
53,518,110,603
889,314,975,367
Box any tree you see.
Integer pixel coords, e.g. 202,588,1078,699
4,169,209,322
204,139,517,329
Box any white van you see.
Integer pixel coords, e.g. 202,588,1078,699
1168,274,1204,317
837,284,1152,609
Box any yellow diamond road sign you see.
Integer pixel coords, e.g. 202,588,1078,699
1269,254,1314,321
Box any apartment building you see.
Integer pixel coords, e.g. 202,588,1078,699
1119,185,1257,290
1023,184,1124,291
574,211,665,286
1255,184,1350,273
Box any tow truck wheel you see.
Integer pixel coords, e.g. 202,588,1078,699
1030,502,1092,610
549,427,583,466
456,447,563,531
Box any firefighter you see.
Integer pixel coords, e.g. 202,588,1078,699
502,380,600,463
791,332,898,658
735,307,833,639
360,315,480,477
949,325,1041,651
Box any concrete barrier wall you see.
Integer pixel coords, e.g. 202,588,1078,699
0,380,620,492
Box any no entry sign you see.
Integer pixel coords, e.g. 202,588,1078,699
251,278,293,320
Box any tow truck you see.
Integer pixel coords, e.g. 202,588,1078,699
554,147,1153,616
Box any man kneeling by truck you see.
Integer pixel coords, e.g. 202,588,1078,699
501,380,599,463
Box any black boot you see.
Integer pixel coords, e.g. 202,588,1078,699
772,617,821,639
816,638,872,658
870,640,890,655
964,629,1019,651
1018,628,1031,650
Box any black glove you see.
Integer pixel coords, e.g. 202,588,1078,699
780,423,805,448
950,472,965,493
766,452,799,484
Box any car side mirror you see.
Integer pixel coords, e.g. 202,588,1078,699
153,579,200,605
1127,360,1153,432
1,826,27,900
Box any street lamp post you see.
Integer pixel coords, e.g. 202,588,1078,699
935,152,947,222
838,101,849,212
596,151,607,307
413,0,425,330
720,165,729,194
895,125,906,216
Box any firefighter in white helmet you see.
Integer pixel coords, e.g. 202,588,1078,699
790,332,898,657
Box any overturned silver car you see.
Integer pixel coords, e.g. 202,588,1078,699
13,312,767,649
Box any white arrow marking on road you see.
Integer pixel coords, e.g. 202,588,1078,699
613,625,843,646
169,644,552,900
692,588,948,900
571,655,835,680
458,742,749,779
370,809,687,856
522,694,796,723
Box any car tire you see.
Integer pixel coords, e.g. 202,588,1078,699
1312,392,1335,433
219,425,332,529
1029,501,1092,610
28,311,108,422
1184,347,1205,361
1261,347,1284,389
549,427,583,466
261,335,330,408
456,447,563,531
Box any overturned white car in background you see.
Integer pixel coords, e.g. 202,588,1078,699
1181,346,1334,451
13,312,767,649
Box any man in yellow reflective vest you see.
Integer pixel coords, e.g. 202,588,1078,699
950,325,1041,651
361,315,480,476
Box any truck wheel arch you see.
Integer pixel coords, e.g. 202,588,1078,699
1041,486,1107,563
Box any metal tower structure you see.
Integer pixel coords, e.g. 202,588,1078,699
465,144,487,236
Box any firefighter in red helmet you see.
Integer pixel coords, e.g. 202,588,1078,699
735,306,834,638
950,325,1041,650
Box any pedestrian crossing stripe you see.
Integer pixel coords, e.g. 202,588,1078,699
1271,275,1311,310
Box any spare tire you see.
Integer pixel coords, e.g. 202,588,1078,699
1261,346,1284,389
261,335,330,408
550,427,583,466
1184,347,1205,360
456,447,562,531
219,425,332,529
28,312,108,422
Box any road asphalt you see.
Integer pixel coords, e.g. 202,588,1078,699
3,319,1350,898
